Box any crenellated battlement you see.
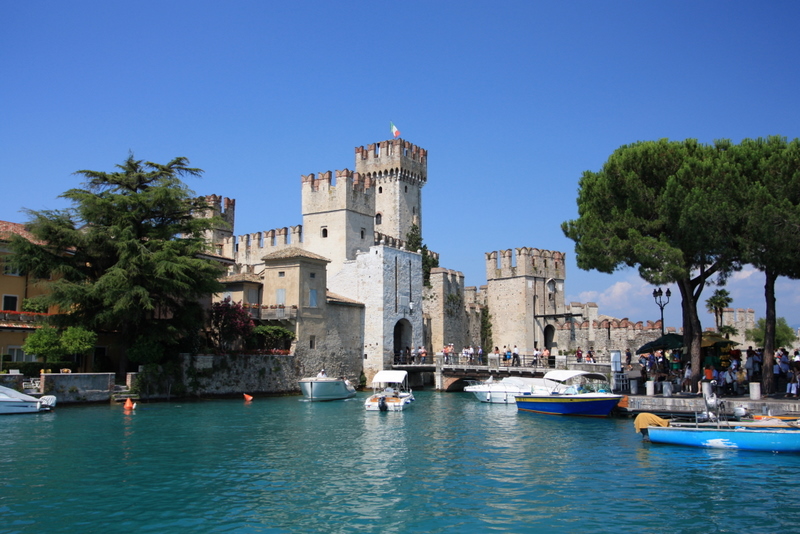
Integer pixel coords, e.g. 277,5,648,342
301,169,375,218
202,194,236,225
355,139,427,185
372,231,440,261
485,247,566,281
221,225,305,266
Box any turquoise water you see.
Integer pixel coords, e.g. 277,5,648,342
2,391,800,533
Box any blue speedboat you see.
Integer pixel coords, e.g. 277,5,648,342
646,425,800,453
514,370,623,417
635,412,800,453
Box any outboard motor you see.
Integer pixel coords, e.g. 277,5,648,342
378,396,388,412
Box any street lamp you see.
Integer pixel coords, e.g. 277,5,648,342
652,288,671,336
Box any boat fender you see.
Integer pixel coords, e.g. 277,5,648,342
378,396,388,412
243,394,254,402
124,398,135,410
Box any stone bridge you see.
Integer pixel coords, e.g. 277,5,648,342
393,356,615,391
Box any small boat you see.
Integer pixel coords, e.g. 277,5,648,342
514,370,623,417
364,370,414,411
298,376,357,401
464,375,562,404
0,385,57,415
635,413,800,453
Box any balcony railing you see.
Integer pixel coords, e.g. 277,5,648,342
258,307,298,321
0,311,50,325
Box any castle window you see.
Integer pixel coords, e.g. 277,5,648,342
276,288,286,305
321,227,328,238
309,335,316,349
361,228,365,239
310,272,316,279
378,186,383,194
376,213,382,225
278,271,285,277
309,289,318,308
404,185,408,193
374,145,380,157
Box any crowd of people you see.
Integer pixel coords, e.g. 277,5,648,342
393,343,556,367
635,345,800,396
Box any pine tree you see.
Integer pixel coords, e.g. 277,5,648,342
10,155,225,374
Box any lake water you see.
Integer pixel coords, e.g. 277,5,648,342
2,391,800,533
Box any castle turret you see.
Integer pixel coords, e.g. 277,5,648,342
200,195,235,253
301,169,375,274
355,139,427,243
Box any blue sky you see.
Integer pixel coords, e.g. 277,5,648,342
2,1,800,331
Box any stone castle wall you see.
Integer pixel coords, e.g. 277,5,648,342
424,267,469,352
720,307,755,347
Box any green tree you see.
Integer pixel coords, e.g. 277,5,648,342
733,137,800,394
746,317,798,349
22,326,66,362
705,289,733,332
9,155,225,374
60,326,98,361
406,224,439,286
562,139,743,386
480,306,492,354
249,325,295,351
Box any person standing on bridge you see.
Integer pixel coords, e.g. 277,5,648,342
512,345,520,367
419,346,427,364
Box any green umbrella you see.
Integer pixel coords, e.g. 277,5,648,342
636,333,684,354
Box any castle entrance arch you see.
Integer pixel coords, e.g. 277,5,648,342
393,318,413,363
543,324,556,367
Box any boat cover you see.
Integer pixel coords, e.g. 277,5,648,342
543,370,609,383
0,384,41,403
371,370,408,386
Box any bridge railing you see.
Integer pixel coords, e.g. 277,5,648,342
392,353,560,370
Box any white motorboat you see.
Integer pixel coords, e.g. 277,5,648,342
298,376,357,401
464,375,563,404
364,370,415,411
0,385,57,414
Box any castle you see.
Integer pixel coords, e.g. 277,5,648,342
203,138,670,384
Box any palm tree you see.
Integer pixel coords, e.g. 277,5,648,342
705,289,733,332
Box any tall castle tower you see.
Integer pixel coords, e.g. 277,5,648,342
301,169,375,275
355,139,427,242
485,248,567,352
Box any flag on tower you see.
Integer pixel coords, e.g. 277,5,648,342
390,121,400,138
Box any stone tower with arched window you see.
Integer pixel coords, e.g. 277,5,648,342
300,169,375,279
484,248,567,355
354,139,427,243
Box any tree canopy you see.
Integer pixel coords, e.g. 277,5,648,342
10,155,225,372
705,289,732,332
406,224,439,286
746,317,798,349
562,139,742,381
563,136,800,392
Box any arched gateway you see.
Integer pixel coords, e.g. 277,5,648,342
393,318,413,363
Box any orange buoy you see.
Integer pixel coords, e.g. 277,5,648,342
243,394,253,402
123,398,134,410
